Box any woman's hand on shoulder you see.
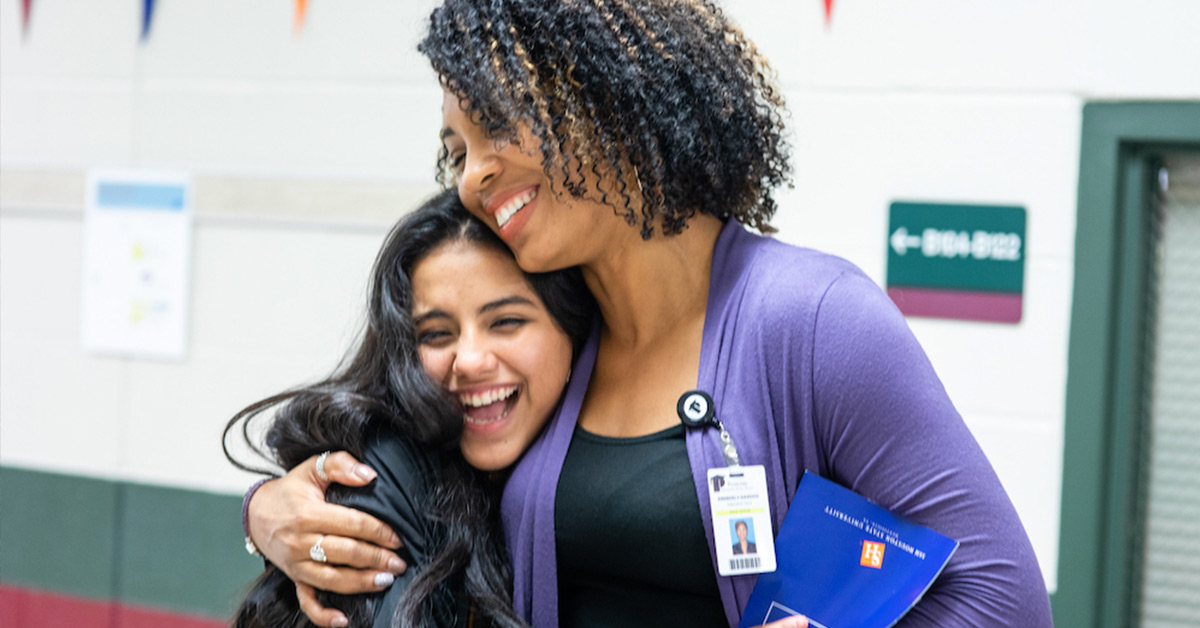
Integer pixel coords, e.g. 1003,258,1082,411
247,452,406,625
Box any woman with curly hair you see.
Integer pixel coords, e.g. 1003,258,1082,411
246,1,1054,627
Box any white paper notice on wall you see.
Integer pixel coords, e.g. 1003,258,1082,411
81,171,193,360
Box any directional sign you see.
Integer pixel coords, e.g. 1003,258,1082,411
886,202,1026,323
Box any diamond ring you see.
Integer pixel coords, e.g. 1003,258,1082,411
310,535,327,563
315,451,331,482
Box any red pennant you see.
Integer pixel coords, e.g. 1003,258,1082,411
21,0,33,37
294,0,308,33
823,0,835,26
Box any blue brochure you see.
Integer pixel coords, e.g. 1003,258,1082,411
738,472,958,628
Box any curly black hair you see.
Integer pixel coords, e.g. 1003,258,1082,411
420,0,791,239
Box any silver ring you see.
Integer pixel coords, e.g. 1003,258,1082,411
315,451,330,482
310,535,327,563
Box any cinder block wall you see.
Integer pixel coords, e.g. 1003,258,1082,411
2,1,1199,623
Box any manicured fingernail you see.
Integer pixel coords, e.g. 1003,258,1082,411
354,464,377,481
375,572,395,587
331,616,348,628
387,557,405,573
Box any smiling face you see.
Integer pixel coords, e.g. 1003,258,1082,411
412,239,573,471
439,91,632,274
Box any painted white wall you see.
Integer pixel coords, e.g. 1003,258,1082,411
3,0,1199,591
0,209,386,484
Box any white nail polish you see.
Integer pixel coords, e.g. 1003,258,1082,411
355,465,376,480
375,572,395,587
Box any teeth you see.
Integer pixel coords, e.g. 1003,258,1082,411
495,189,537,228
458,385,518,408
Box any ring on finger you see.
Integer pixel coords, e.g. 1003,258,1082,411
315,451,331,482
310,535,328,563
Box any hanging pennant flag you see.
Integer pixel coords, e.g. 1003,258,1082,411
21,0,33,37
294,0,308,33
141,0,157,41
823,0,835,26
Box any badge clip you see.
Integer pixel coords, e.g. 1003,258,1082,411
677,389,741,467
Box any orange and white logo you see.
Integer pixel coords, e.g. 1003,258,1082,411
860,540,885,569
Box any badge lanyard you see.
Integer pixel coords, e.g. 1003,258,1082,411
677,390,777,577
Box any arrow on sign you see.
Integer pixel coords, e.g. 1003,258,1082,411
890,227,922,255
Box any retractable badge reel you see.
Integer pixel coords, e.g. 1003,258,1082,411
677,390,776,577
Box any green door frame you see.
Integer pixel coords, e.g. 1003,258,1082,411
1054,101,1200,628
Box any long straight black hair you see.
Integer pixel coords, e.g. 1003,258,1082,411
224,189,594,628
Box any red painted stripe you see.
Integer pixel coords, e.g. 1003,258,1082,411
0,585,112,628
887,286,1023,323
117,604,227,628
0,585,226,628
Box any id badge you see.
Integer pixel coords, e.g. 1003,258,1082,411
708,464,776,576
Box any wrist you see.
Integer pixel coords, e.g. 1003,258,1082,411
242,477,275,557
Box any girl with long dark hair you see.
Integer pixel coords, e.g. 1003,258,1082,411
225,189,592,627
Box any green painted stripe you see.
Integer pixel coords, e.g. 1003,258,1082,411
0,466,120,600
118,478,262,617
0,465,262,619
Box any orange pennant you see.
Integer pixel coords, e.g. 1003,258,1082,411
294,0,308,33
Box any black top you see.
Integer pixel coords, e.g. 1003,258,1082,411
335,425,469,628
555,424,727,628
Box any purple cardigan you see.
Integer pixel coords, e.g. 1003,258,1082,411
501,222,1053,627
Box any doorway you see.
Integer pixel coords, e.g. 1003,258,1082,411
1135,153,1200,627
1053,102,1200,628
